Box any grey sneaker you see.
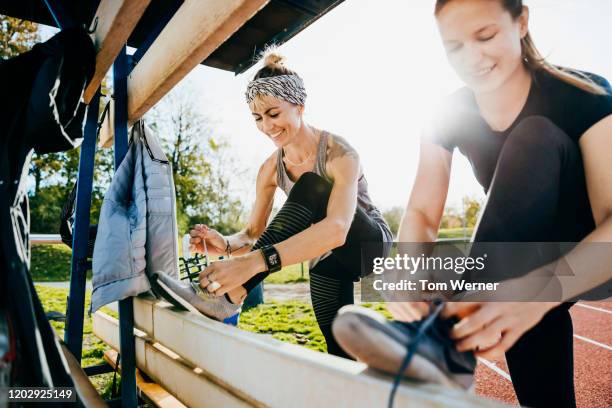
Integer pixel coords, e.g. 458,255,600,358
150,271,240,321
332,305,475,390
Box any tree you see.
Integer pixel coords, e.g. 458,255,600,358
382,206,403,238
30,153,62,194
147,81,246,235
191,139,246,235
462,196,482,228
0,15,38,59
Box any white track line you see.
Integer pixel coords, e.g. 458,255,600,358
477,358,512,382
477,334,611,383
573,334,612,351
575,303,612,315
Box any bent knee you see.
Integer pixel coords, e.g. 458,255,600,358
508,116,572,149
288,172,331,203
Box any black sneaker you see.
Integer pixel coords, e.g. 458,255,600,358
332,304,475,390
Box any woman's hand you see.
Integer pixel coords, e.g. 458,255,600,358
442,301,560,360
387,302,431,322
198,252,266,296
386,298,476,323
189,224,227,256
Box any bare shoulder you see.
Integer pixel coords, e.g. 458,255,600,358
324,132,361,182
257,151,278,188
326,133,360,163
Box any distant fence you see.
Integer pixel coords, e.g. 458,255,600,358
31,234,63,245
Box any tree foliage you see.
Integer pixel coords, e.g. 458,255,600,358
382,206,403,238
462,196,481,228
147,83,245,235
3,18,246,235
439,196,482,230
0,15,38,59
384,196,482,237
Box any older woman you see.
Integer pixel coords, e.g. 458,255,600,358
153,51,392,358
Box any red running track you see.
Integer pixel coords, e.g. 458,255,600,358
475,301,612,407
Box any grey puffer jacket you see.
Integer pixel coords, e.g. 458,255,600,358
91,121,179,311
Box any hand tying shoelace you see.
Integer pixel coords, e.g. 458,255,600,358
388,300,446,408
151,234,240,321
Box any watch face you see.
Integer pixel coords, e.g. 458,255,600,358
268,253,278,265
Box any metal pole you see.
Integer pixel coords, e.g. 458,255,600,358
113,46,138,407
64,91,100,359
43,0,76,29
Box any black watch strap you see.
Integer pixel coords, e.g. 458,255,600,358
260,245,282,273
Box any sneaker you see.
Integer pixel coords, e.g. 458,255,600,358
332,305,475,390
150,271,240,321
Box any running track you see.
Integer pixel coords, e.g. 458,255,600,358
475,301,612,407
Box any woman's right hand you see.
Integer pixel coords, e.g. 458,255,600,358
387,302,430,322
189,224,227,256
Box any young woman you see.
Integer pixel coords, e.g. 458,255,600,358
153,51,392,358
333,0,612,406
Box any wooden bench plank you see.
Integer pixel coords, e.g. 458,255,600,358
83,0,151,103
126,0,268,121
110,297,508,408
97,0,269,147
104,349,187,408
93,311,256,408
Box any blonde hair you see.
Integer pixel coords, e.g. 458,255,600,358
249,47,301,110
435,0,608,95
253,47,297,80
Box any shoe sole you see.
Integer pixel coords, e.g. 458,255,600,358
150,274,201,314
333,306,471,389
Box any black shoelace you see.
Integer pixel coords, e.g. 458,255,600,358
388,300,445,408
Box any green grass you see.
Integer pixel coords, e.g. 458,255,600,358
35,285,117,398
438,227,473,239
264,262,309,284
239,301,390,353
31,244,74,281
239,301,326,351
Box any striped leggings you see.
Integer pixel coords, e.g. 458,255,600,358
242,172,389,357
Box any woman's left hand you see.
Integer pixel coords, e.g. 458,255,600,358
199,253,265,296
442,301,560,360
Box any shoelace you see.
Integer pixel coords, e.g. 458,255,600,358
388,300,445,408
179,235,216,285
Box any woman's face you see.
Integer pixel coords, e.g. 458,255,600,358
250,95,304,148
436,0,529,94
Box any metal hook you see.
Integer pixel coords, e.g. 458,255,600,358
87,16,98,34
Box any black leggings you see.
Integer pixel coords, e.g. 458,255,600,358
242,172,388,358
473,116,590,408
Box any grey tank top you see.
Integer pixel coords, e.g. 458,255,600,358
276,131,392,267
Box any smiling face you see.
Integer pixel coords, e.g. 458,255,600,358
436,0,529,94
250,95,304,148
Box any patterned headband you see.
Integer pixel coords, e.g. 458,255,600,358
245,74,307,105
